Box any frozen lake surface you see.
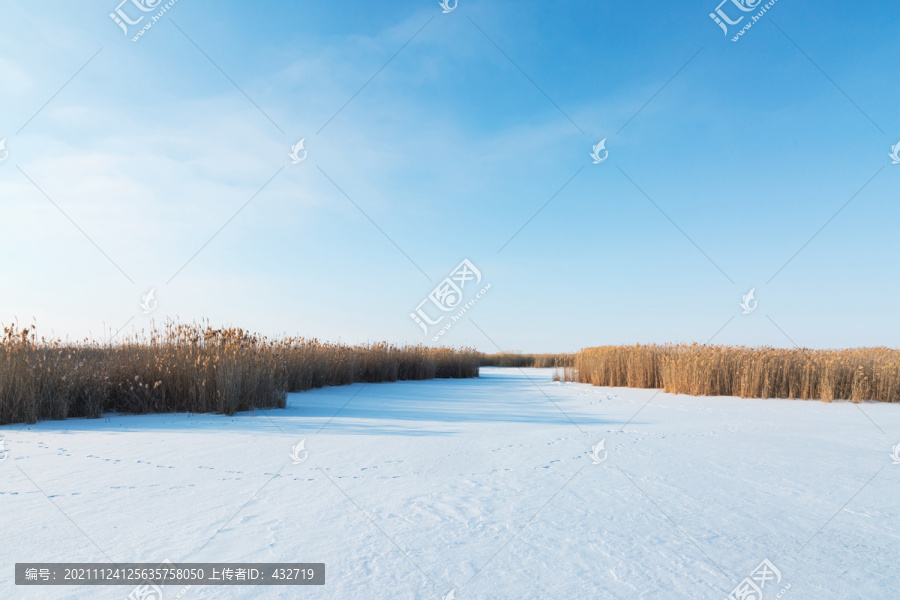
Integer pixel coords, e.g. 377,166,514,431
2,367,899,599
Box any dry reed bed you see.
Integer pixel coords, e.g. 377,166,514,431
479,353,574,368
570,344,900,403
0,323,480,425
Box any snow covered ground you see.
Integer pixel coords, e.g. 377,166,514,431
2,367,899,599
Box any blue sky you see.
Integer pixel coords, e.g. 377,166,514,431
0,0,898,352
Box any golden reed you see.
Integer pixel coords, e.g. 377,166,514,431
568,344,900,403
0,322,480,425
479,353,574,368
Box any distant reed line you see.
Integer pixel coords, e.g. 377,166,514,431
479,353,574,368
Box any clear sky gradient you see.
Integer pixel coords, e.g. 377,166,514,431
1,0,898,352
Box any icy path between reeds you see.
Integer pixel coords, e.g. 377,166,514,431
2,368,899,599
